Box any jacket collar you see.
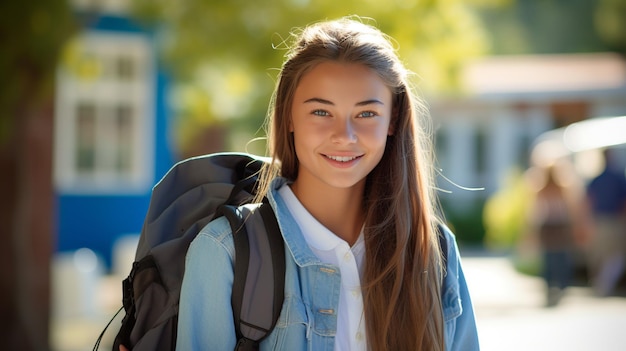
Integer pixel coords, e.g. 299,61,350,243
266,177,326,267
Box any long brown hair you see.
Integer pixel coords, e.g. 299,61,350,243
257,17,445,351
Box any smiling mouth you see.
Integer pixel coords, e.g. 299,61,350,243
323,154,363,162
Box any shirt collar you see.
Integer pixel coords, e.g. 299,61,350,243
278,184,344,251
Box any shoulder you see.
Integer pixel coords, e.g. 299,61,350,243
437,223,459,267
437,223,464,319
187,216,236,262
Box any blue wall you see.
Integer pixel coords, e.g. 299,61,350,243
55,14,176,269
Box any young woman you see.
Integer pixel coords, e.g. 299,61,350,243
176,18,479,351
529,163,578,306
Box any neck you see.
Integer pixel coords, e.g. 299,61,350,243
290,179,365,246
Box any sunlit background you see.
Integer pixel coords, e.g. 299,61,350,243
2,0,626,350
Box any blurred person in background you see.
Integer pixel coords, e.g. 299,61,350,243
586,148,626,297
529,161,585,307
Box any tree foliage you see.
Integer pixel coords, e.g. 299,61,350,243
0,0,75,143
130,0,493,154
595,0,626,53
475,0,624,55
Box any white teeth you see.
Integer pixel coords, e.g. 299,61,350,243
326,155,358,162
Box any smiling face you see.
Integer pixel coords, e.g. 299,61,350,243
290,61,393,192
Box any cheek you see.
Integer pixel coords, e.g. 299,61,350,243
293,119,326,142
359,120,392,143
291,125,315,156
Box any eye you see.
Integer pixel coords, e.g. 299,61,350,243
358,111,378,118
312,109,330,117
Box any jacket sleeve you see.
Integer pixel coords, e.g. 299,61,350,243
176,217,237,350
440,226,481,351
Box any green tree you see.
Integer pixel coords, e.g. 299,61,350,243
0,1,75,350
131,0,494,155
595,0,626,53
476,0,623,55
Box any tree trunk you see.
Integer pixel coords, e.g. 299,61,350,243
0,98,53,350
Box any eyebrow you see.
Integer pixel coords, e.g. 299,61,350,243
303,97,385,106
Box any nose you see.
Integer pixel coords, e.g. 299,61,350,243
331,118,357,144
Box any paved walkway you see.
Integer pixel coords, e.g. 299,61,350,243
463,254,626,351
53,252,626,351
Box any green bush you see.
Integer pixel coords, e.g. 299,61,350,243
483,168,533,250
440,198,486,245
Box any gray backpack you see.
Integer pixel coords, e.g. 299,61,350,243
95,153,286,351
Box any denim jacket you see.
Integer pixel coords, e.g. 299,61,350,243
177,178,480,350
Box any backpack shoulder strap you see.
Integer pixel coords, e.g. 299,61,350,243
219,202,285,351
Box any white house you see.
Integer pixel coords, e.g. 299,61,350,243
430,52,626,212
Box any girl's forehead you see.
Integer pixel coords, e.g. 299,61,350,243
301,61,373,78
294,61,392,99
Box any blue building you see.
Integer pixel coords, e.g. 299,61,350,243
54,11,176,269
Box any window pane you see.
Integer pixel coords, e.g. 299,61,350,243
115,104,133,172
76,103,96,172
474,127,487,174
116,55,134,81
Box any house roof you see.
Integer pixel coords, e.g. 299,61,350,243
462,52,626,96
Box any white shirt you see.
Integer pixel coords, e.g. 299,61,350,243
279,185,367,351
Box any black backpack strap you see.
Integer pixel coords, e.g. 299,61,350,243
219,202,285,351
92,306,123,351
258,204,286,325
437,224,449,270
110,255,164,351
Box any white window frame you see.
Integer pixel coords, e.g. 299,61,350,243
54,31,155,194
